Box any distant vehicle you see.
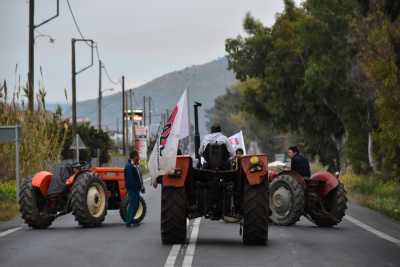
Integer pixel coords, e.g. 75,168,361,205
19,162,146,228
155,103,269,245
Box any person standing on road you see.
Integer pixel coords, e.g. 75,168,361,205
124,150,145,227
287,146,311,178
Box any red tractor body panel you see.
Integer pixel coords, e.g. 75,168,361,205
91,167,126,199
162,156,192,188
240,154,268,185
310,171,339,197
31,171,53,196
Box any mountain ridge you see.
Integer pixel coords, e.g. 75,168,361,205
65,57,237,136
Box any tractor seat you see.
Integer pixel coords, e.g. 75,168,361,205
48,163,74,195
203,143,231,170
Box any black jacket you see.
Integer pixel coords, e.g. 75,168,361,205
291,153,311,178
124,160,142,192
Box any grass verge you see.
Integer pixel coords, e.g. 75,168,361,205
341,172,400,220
0,180,18,222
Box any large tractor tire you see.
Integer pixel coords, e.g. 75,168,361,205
308,183,347,227
269,174,305,226
242,181,269,245
119,195,147,224
70,172,107,227
19,178,54,229
161,187,187,244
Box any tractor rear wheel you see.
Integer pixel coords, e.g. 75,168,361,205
308,182,347,227
269,174,305,226
161,187,187,244
119,196,147,224
71,172,107,227
242,181,268,245
19,178,54,229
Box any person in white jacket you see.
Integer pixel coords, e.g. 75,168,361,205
199,124,235,159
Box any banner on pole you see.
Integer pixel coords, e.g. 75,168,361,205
228,130,246,155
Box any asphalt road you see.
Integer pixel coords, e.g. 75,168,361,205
1,181,400,267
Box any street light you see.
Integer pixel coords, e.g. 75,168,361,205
35,33,55,43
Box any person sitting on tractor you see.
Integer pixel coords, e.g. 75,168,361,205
199,124,235,157
124,150,145,227
199,124,235,169
287,146,311,178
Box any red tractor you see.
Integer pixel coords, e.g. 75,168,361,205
19,162,146,229
156,103,269,245
268,166,347,227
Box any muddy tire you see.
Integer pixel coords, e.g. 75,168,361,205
242,181,269,245
161,187,187,244
70,172,107,227
308,183,347,227
19,178,54,229
119,195,147,224
269,174,304,226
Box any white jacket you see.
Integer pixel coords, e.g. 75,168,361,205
199,132,235,158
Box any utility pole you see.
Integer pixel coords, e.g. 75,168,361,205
122,76,126,155
143,96,146,126
28,0,35,112
71,38,94,162
28,0,59,112
126,90,130,152
148,96,152,126
98,60,102,130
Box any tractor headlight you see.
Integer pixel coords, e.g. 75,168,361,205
249,156,262,173
250,156,260,166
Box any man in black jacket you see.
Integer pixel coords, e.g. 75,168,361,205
124,150,145,227
288,146,311,178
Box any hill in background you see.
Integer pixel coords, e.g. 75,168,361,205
65,57,236,136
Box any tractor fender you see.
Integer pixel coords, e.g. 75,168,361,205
162,156,192,187
310,171,339,197
31,171,53,197
240,154,268,185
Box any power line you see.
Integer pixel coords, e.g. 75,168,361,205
66,0,120,86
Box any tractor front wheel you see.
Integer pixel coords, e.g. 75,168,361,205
71,172,107,227
119,195,147,224
269,174,304,226
161,187,187,244
19,178,54,229
242,181,269,245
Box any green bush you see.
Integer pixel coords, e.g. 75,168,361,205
342,172,400,220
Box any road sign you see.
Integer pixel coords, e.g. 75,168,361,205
69,134,87,150
0,126,22,143
0,125,22,202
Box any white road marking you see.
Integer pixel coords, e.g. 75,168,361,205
164,244,182,267
345,215,400,247
182,218,201,267
0,227,22,238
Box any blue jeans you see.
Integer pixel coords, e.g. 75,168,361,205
126,190,140,225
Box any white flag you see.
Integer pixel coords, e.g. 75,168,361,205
149,89,188,184
228,130,246,155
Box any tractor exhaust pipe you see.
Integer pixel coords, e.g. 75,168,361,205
193,101,202,164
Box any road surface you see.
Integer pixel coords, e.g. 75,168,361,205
1,180,400,267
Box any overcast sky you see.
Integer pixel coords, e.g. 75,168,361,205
0,0,300,103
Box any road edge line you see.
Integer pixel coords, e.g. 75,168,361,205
0,227,22,238
345,215,400,247
182,218,201,267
